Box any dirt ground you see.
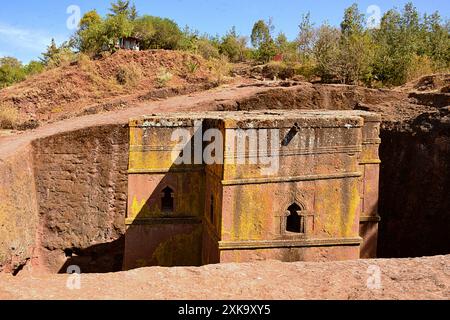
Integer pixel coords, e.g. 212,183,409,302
0,255,448,300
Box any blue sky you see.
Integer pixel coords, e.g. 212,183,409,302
0,0,448,63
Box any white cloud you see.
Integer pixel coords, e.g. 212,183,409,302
0,23,66,62
0,23,54,51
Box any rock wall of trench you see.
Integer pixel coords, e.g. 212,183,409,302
31,125,129,273
0,145,39,273
378,109,450,257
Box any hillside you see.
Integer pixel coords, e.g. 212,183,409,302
1,48,449,133
0,50,218,128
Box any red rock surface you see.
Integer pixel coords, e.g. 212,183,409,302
0,255,448,300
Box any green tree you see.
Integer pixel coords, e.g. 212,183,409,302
79,10,102,31
251,19,276,62
132,15,156,47
40,39,59,65
371,3,429,85
274,32,299,62
340,3,365,36
0,57,26,88
109,0,131,16
251,20,271,48
220,27,248,62
24,61,45,75
313,24,341,82
103,14,133,49
177,26,200,52
372,9,404,84
133,16,182,50
422,12,449,70
297,12,316,58
75,10,104,55
338,4,374,84
41,40,76,67
129,3,138,20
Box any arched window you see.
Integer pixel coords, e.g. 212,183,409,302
161,187,174,213
286,203,304,233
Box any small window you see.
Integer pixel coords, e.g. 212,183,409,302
210,196,215,223
161,187,174,213
286,203,304,233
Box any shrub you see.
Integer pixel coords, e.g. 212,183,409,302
0,57,26,88
156,68,173,87
208,55,232,85
185,60,199,74
262,61,297,80
197,39,220,60
0,105,20,129
134,16,183,50
293,60,317,81
116,63,142,87
77,53,95,72
406,55,435,83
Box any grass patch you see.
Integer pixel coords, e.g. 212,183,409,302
156,68,173,87
0,104,20,129
116,63,143,87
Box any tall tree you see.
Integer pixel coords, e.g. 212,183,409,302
337,4,374,84
297,12,316,55
75,11,105,55
340,3,365,36
251,20,271,48
251,19,276,62
220,26,248,62
129,3,138,20
40,39,59,65
109,0,130,16
425,12,450,69
79,10,102,31
313,24,341,82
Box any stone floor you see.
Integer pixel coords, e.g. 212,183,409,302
0,255,448,300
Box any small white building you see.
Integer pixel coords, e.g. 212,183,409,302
117,37,141,51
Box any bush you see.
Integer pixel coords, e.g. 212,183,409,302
185,60,199,74
197,38,220,60
116,63,142,87
294,61,317,81
0,105,20,129
156,68,173,87
76,53,95,71
406,55,435,83
208,55,232,85
0,57,26,88
220,28,248,63
134,16,183,50
262,62,296,80
24,61,45,76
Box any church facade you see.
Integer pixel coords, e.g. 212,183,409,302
123,110,381,270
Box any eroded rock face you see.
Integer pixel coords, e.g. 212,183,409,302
378,108,450,258
32,125,129,273
0,145,39,274
0,255,448,300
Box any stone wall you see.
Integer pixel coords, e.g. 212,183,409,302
31,125,129,273
378,111,450,258
0,145,39,273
